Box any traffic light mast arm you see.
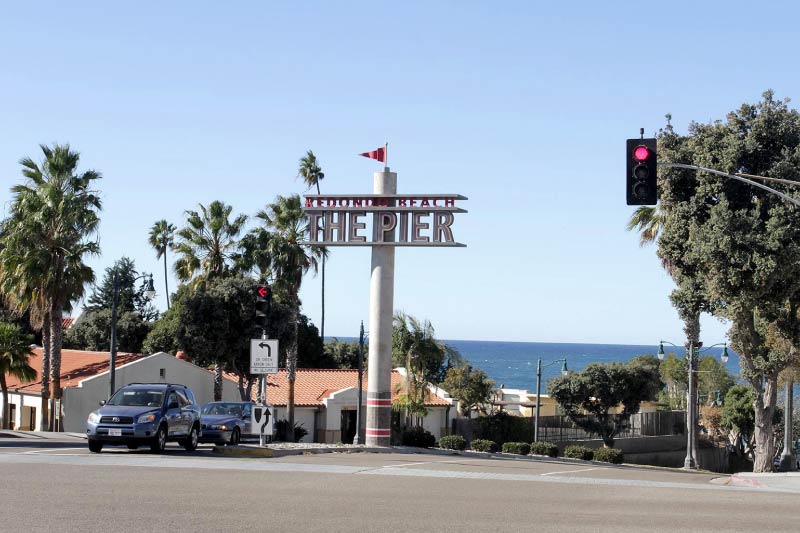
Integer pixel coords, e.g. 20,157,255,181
658,162,800,208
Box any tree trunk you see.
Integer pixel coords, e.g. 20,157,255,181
213,362,223,401
682,311,701,467
50,308,63,431
163,251,171,310
752,374,778,473
40,314,51,432
286,299,299,441
1,374,9,430
321,255,325,348
246,376,256,403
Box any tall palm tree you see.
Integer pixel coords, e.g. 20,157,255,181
172,201,247,400
626,206,663,247
244,194,324,439
0,144,101,430
148,220,176,309
298,151,328,346
392,312,441,428
0,322,37,429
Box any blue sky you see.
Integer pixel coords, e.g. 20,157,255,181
1,1,798,345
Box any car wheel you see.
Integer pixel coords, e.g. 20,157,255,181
88,440,103,453
127,444,139,450
183,426,198,451
150,425,167,453
229,427,241,446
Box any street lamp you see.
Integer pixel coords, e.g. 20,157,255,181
533,357,568,443
353,321,367,445
658,340,728,469
109,272,156,398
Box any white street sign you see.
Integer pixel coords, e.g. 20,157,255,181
252,404,273,438
250,339,279,374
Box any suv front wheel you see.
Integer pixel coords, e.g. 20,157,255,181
150,425,167,453
182,426,199,451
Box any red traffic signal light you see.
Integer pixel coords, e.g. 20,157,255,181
633,145,650,162
257,285,269,299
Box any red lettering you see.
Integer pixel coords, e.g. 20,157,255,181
326,198,336,207
432,198,439,206
305,198,313,207
354,198,363,207
316,199,323,207
421,198,430,207
445,198,455,207
409,198,416,207
399,198,407,207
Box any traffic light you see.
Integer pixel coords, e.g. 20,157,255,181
626,137,657,205
255,284,271,333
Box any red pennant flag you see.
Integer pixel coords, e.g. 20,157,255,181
359,146,386,163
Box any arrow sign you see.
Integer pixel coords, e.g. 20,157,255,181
252,404,273,437
250,339,279,374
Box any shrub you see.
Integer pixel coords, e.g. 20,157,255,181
401,427,436,448
474,411,534,446
470,439,498,452
593,448,624,464
439,435,467,451
564,445,594,460
501,442,531,455
530,441,559,457
274,419,308,443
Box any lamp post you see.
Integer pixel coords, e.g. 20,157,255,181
353,321,366,445
658,340,728,469
109,272,156,399
534,357,568,443
779,378,796,471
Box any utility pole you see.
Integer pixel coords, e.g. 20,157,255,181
353,321,365,445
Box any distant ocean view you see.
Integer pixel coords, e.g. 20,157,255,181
445,340,739,391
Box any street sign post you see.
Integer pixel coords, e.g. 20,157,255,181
250,339,279,375
252,403,273,446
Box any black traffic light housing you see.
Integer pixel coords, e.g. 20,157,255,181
255,284,272,334
626,137,657,205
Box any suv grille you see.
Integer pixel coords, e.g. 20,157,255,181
100,416,134,424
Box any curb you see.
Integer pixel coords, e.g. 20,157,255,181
212,445,390,458
727,474,765,488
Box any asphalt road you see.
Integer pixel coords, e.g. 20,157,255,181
0,438,797,532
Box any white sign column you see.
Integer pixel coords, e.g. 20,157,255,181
366,168,397,446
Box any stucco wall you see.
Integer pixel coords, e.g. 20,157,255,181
62,353,240,433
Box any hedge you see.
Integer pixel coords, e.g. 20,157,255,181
501,442,531,455
529,441,559,457
563,445,594,460
593,447,624,464
401,427,436,448
470,439,499,452
439,435,467,451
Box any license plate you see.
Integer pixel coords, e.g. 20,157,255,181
108,428,122,437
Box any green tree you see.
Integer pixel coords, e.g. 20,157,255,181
442,365,494,416
721,385,756,459
64,309,150,353
548,361,661,447
297,150,328,348
657,92,800,471
240,194,323,438
86,257,158,321
0,144,101,430
322,339,365,369
172,200,247,285
0,322,37,429
148,220,176,309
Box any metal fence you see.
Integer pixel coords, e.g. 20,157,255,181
452,410,686,444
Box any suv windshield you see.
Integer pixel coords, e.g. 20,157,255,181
201,403,243,417
107,389,164,407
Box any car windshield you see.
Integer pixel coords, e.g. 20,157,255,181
201,403,243,416
107,389,164,407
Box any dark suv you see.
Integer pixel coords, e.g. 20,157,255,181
86,383,201,453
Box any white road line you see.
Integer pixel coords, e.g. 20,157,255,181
541,467,599,476
383,461,431,468
21,447,86,455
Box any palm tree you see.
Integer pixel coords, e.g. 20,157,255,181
0,322,37,429
148,220,176,309
298,151,328,346
626,206,663,247
172,201,247,400
392,312,441,428
0,144,101,430
244,194,324,439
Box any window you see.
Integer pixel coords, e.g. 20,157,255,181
167,392,179,408
9,404,16,430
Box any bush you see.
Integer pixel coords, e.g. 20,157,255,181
274,419,308,443
593,448,624,464
401,427,436,448
470,439,498,452
474,411,534,446
564,445,594,460
439,435,467,451
530,441,559,457
501,442,531,455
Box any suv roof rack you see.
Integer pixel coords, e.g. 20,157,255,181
123,383,188,388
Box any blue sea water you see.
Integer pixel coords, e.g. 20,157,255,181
444,340,739,391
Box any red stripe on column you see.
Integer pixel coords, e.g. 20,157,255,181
367,398,393,406
365,428,392,436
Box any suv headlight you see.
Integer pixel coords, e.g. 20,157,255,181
137,413,157,424
87,412,100,424
209,424,229,430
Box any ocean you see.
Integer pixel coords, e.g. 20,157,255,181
445,340,738,391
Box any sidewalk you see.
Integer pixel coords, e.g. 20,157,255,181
0,431,86,440
727,471,800,492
